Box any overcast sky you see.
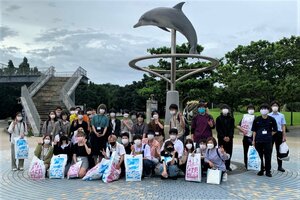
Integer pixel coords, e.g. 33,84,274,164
0,0,299,85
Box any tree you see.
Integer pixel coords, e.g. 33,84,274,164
4,60,16,75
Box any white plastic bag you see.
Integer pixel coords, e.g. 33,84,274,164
67,161,82,179
185,153,201,182
279,142,289,154
124,154,143,181
247,146,261,171
29,156,45,180
207,168,222,184
14,137,29,159
49,154,68,179
102,152,121,183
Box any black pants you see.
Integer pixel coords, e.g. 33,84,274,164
255,141,272,173
243,136,253,168
218,138,233,170
272,131,283,168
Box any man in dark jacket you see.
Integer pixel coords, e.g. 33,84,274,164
252,103,278,177
108,108,121,139
216,104,235,171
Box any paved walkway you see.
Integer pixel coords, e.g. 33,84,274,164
0,120,299,200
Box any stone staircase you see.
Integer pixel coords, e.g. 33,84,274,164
32,77,69,123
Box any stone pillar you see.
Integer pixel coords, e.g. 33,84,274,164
146,99,158,123
164,90,179,139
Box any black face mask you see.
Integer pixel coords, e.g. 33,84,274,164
167,147,174,152
110,142,116,147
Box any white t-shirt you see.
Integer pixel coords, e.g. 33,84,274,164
132,144,151,160
106,142,126,158
161,139,184,158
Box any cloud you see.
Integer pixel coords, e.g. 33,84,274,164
0,26,18,41
5,5,21,12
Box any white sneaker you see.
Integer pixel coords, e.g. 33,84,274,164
12,168,17,171
222,172,228,182
19,167,24,171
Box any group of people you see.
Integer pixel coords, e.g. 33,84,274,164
8,99,287,182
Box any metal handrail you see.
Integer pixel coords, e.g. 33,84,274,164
60,67,86,110
28,66,55,96
21,85,41,136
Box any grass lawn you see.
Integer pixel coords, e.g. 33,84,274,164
209,109,300,126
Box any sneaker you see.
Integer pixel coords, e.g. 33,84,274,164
12,168,17,171
278,167,285,172
19,167,24,171
222,172,228,182
257,171,264,176
266,173,272,177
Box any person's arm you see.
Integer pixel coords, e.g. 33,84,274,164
143,124,148,138
8,121,15,134
282,115,287,141
230,117,235,138
84,140,91,155
170,151,177,165
191,117,196,139
208,115,215,129
72,153,77,164
271,117,278,136
44,147,54,165
34,144,42,158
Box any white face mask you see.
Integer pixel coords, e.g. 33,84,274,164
123,113,129,118
170,110,176,115
272,106,279,112
200,144,206,150
170,135,177,140
186,143,193,150
78,115,83,120
70,111,75,115
50,114,56,119
207,143,214,149
153,114,159,120
260,109,269,116
222,109,229,115
99,109,105,114
16,116,22,121
44,139,51,145
122,138,129,145
134,139,142,146
110,113,116,118
147,134,154,140
248,109,254,115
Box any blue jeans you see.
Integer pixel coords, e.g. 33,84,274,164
159,164,179,177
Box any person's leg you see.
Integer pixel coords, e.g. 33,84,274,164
264,142,273,176
168,164,179,178
255,142,265,175
78,168,87,178
11,143,17,170
275,132,283,170
224,140,233,170
143,159,153,176
243,138,249,169
18,159,24,170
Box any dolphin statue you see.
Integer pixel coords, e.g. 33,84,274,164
134,2,198,54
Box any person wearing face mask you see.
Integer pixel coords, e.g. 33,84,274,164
142,130,161,164
121,109,133,141
268,101,287,172
131,135,154,177
34,135,54,172
148,110,164,146
108,108,121,140
41,111,57,137
69,107,78,124
121,132,132,155
55,106,63,119
72,130,91,178
159,141,179,179
169,104,185,142
216,104,235,171
191,100,215,144
90,104,109,164
252,103,278,177
161,128,184,158
237,104,256,169
54,110,71,139
205,137,229,181
102,135,125,176
132,112,148,139
130,110,137,124
8,112,28,171
70,110,89,138
53,135,72,174
179,139,195,174
196,139,209,176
